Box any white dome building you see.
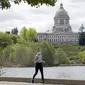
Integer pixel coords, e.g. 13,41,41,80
55,4,69,18
38,3,79,44
53,3,72,33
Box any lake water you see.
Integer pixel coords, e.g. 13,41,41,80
1,66,85,80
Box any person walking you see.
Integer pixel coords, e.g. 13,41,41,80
32,47,45,83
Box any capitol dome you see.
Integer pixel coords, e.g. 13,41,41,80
54,3,69,19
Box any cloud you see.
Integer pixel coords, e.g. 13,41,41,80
0,0,85,33
71,0,85,3
0,8,24,22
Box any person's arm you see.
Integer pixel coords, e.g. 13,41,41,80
34,55,38,63
42,61,45,63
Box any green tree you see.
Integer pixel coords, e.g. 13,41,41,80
27,28,38,42
0,32,12,48
55,48,70,65
79,51,85,64
20,27,37,42
20,26,28,41
0,46,11,66
79,32,85,46
9,34,19,44
79,24,85,33
0,49,4,66
41,41,55,66
0,0,56,9
9,44,35,66
79,24,85,46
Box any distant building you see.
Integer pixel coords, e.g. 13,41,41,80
38,3,79,44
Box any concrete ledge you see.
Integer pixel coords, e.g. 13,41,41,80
0,77,85,85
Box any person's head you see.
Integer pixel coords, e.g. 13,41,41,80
37,47,40,52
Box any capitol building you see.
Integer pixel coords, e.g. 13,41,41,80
37,3,79,44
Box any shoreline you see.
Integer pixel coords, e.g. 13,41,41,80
0,64,85,68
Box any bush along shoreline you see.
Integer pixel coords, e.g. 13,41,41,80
0,30,85,67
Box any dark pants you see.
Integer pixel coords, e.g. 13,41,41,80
32,63,44,81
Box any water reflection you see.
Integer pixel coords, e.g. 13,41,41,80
1,66,85,80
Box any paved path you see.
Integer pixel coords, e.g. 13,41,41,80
0,81,63,85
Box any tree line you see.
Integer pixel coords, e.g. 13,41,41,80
0,26,85,67
0,27,70,67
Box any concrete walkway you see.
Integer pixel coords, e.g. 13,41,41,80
0,77,85,85
0,81,62,85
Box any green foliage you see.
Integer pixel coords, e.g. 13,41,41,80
0,0,11,9
55,48,70,65
9,44,35,66
28,42,41,52
79,51,85,64
79,24,85,46
0,0,56,9
10,34,19,44
79,32,85,46
41,41,55,66
79,24,85,33
0,50,4,66
1,29,85,67
69,56,81,64
0,46,11,66
20,27,38,42
54,44,83,64
80,46,85,51
0,32,12,48
27,28,37,42
20,26,28,41
54,44,80,56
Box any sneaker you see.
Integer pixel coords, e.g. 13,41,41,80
32,79,34,83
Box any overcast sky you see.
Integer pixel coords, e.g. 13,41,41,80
0,0,85,33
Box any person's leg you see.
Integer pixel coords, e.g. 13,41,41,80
32,63,38,83
39,63,45,83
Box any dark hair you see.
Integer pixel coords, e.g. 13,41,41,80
37,47,40,52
